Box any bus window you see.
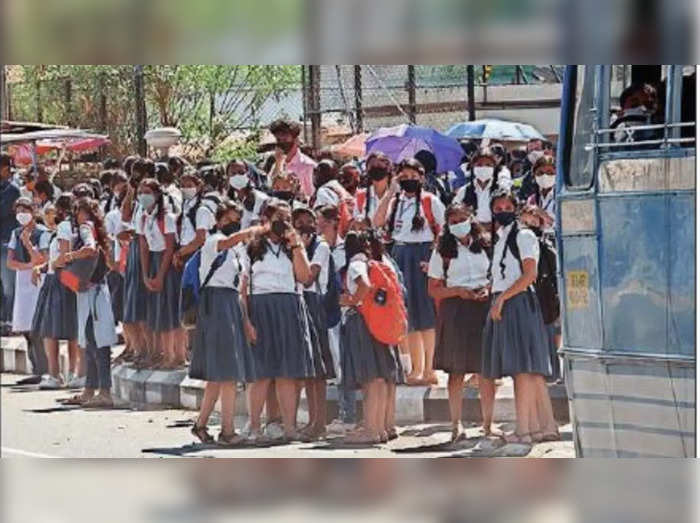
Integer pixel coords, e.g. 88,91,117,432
567,66,596,189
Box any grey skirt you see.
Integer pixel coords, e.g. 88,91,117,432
106,270,124,324
434,296,489,375
392,242,435,332
248,292,316,380
31,273,77,340
146,251,182,333
341,310,398,390
123,239,148,323
189,287,252,382
304,291,336,380
481,290,553,379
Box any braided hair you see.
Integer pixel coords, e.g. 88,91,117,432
388,158,426,237
139,178,166,223
364,151,393,217
74,197,109,252
489,188,520,280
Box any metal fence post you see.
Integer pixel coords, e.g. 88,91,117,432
133,65,147,156
99,73,107,132
308,65,321,154
407,65,416,124
467,65,476,121
64,77,73,127
354,65,363,133
301,65,309,144
0,65,7,121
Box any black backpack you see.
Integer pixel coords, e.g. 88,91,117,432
503,225,560,325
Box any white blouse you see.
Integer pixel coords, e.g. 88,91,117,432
199,232,243,289
142,211,178,252
304,238,331,294
427,242,490,289
388,192,445,243
243,240,297,295
241,190,269,229
491,222,539,293
180,197,216,246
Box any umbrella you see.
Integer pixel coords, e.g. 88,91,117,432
365,124,464,173
332,133,368,158
446,118,545,141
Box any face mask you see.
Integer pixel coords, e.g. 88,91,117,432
271,219,289,238
16,212,32,226
399,179,420,193
449,219,472,238
272,190,294,202
297,224,316,237
368,167,389,182
277,141,293,154
536,174,555,189
623,105,650,117
137,193,156,210
527,150,544,165
493,211,516,227
473,166,494,182
229,174,249,190
220,222,241,236
181,187,198,200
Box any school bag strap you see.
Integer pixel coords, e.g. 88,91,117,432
355,189,367,214
200,249,229,290
501,223,523,280
420,193,441,238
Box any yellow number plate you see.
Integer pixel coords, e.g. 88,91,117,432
566,270,589,309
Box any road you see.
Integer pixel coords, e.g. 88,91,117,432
1,373,574,458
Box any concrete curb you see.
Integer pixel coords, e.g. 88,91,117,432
2,335,570,422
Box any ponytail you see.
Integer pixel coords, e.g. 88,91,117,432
386,192,402,237
411,186,426,232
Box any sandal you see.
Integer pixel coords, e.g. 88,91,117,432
191,423,215,444
503,432,532,445
61,394,92,406
217,432,244,446
344,429,380,445
540,430,561,442
387,428,399,441
451,426,467,444
82,395,114,409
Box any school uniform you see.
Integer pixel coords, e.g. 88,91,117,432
241,189,269,229
8,225,50,333
388,192,445,332
302,237,336,380
428,242,490,375
353,186,386,222
104,208,125,323
179,194,217,247
481,222,552,379
313,180,344,209
454,181,496,224
243,240,316,381
143,209,182,333
123,204,148,324
31,220,78,340
527,188,556,235
189,232,252,382
340,253,399,390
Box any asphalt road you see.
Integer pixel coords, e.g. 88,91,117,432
1,373,575,458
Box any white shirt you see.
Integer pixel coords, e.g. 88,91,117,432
353,186,388,221
163,184,183,215
243,240,297,295
241,190,269,229
180,196,217,246
497,166,513,190
388,192,445,243
8,225,51,258
454,181,494,224
199,232,244,289
314,180,344,209
491,223,539,293
427,242,490,289
104,208,125,263
142,211,178,252
305,238,331,294
130,204,144,235
47,220,76,274
329,239,346,272
345,253,370,295
78,222,97,249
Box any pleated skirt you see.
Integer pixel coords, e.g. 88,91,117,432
392,242,435,332
31,273,77,340
248,292,316,380
304,291,336,380
146,251,182,333
189,287,252,382
123,239,148,323
481,290,553,379
434,296,489,375
341,310,398,390
106,270,124,324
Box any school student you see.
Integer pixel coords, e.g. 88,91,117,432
427,202,499,442
55,197,117,407
339,231,399,444
354,152,393,222
189,201,263,445
526,155,557,238
32,194,81,389
373,158,445,385
454,146,508,227
7,198,50,384
104,170,129,331
239,200,317,442
138,178,186,369
481,189,558,444
226,160,269,228
292,206,337,441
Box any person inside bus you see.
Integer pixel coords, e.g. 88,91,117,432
526,156,556,238
517,138,545,201
611,82,662,145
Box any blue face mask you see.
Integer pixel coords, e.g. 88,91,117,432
449,219,472,238
137,193,156,210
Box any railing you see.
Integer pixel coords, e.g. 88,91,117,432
584,121,696,151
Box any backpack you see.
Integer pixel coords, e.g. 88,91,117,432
180,194,221,237
392,193,441,238
358,260,408,346
307,237,342,328
179,248,234,329
503,225,560,325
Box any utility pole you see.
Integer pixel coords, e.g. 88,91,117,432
133,65,147,156
354,65,363,133
407,65,416,124
0,65,7,121
467,65,476,121
308,65,321,154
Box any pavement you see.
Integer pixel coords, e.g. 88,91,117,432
1,372,575,458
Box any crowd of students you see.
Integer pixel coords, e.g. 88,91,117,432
0,118,561,446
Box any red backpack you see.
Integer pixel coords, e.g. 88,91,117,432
358,260,408,346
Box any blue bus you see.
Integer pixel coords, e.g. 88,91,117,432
556,65,695,457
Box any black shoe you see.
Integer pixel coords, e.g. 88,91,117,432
16,375,42,385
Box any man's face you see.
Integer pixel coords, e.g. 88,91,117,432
274,131,296,154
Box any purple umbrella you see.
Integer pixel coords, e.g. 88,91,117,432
365,124,464,173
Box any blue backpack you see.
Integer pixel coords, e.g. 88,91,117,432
180,249,228,328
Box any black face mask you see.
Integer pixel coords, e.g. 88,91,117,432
277,141,293,154
272,190,294,202
220,222,241,236
493,211,516,227
368,167,389,182
400,179,420,193
271,219,289,238
297,225,316,237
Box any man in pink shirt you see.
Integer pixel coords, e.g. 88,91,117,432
269,119,316,198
